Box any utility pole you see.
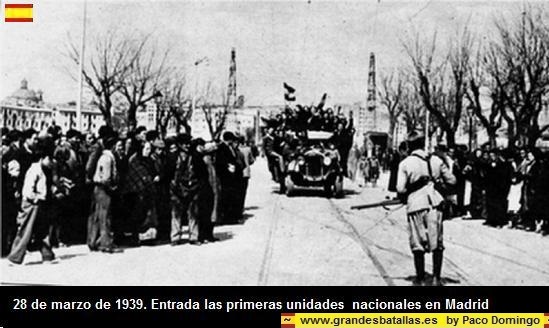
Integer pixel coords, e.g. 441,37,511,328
76,0,87,131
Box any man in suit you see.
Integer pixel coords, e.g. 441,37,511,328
216,131,243,224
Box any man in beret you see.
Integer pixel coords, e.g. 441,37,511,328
396,132,456,286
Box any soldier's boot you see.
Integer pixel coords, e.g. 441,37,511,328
412,252,425,286
432,250,444,286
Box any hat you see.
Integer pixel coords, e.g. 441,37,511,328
153,139,165,149
66,129,81,140
7,130,21,143
191,138,206,147
176,133,192,145
406,131,425,143
222,131,236,142
146,130,159,142
98,125,114,139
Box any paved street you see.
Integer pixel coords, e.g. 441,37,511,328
2,158,549,286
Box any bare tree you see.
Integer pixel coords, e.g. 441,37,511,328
465,44,503,148
200,82,230,141
154,70,192,137
400,80,427,135
120,37,169,130
66,30,136,127
378,69,405,147
403,26,473,147
488,6,549,148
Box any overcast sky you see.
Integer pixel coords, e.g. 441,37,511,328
0,0,541,107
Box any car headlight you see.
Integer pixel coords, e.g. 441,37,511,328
298,156,305,166
323,156,332,166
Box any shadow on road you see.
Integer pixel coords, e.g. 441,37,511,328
402,274,461,286
212,231,234,242
270,186,358,199
25,252,89,266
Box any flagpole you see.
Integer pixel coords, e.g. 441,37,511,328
76,0,87,132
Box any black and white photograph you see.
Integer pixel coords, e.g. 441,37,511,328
1,0,549,286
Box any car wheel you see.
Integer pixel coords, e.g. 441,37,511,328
285,176,295,197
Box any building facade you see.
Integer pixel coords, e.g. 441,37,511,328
1,79,105,134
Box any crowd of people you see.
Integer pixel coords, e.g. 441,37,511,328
387,142,549,235
261,105,355,181
1,125,258,264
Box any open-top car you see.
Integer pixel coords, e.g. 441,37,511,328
283,130,343,197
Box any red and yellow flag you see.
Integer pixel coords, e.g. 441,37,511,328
5,4,33,22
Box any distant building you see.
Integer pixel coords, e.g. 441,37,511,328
1,78,105,134
4,79,44,108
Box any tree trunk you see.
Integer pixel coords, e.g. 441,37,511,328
387,118,395,150
182,121,192,135
100,107,113,128
102,95,113,128
445,128,456,148
127,104,138,131
487,128,497,149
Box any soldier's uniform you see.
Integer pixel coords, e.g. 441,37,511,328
396,145,456,285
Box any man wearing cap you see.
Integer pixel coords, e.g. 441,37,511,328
396,133,456,286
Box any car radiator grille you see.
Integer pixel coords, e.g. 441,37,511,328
305,156,323,177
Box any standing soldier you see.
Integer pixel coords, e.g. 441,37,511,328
396,133,456,286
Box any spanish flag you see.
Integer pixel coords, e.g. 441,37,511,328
281,313,295,328
5,4,33,22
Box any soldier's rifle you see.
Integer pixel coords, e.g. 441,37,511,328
351,176,432,210
350,198,402,210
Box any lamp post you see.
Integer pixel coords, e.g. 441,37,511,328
467,105,474,151
192,57,209,114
